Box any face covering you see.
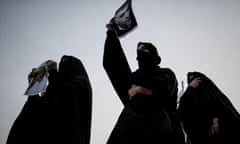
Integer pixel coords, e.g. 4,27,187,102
136,42,161,69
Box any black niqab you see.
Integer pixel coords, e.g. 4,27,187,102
136,42,161,69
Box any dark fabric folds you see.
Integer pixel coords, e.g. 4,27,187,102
6,55,92,144
103,30,185,144
103,30,132,106
178,71,240,144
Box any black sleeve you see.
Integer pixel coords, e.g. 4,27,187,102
6,95,42,144
103,30,132,106
47,69,58,84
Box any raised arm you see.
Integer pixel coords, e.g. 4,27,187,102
103,21,132,106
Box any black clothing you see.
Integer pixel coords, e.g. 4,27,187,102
6,55,92,144
137,42,161,67
178,71,240,144
6,96,43,144
103,30,185,144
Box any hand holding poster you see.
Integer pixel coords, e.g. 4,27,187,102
24,63,48,96
112,0,138,37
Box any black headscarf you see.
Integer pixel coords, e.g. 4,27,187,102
136,42,161,69
58,55,90,80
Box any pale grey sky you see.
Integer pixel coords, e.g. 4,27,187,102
1,0,240,143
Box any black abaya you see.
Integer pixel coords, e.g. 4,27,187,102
178,71,240,144
6,55,92,144
103,30,185,144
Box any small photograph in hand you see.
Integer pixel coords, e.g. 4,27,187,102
113,0,138,37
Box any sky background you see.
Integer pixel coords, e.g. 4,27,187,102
1,0,240,143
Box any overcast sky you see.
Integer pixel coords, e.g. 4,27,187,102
1,0,240,143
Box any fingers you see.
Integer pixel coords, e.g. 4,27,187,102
209,118,220,136
189,77,202,88
28,67,46,83
45,60,57,71
106,23,114,31
193,77,201,83
106,19,115,31
209,125,219,136
128,84,137,97
28,68,37,81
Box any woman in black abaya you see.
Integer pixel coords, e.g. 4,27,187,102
6,55,92,144
178,71,240,144
103,20,185,144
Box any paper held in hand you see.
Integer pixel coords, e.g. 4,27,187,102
24,63,48,96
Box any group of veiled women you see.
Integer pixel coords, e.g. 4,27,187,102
6,19,240,144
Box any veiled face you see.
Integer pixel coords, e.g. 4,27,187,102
136,42,161,69
187,71,207,84
137,43,150,53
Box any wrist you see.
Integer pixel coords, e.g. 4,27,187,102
213,117,219,124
